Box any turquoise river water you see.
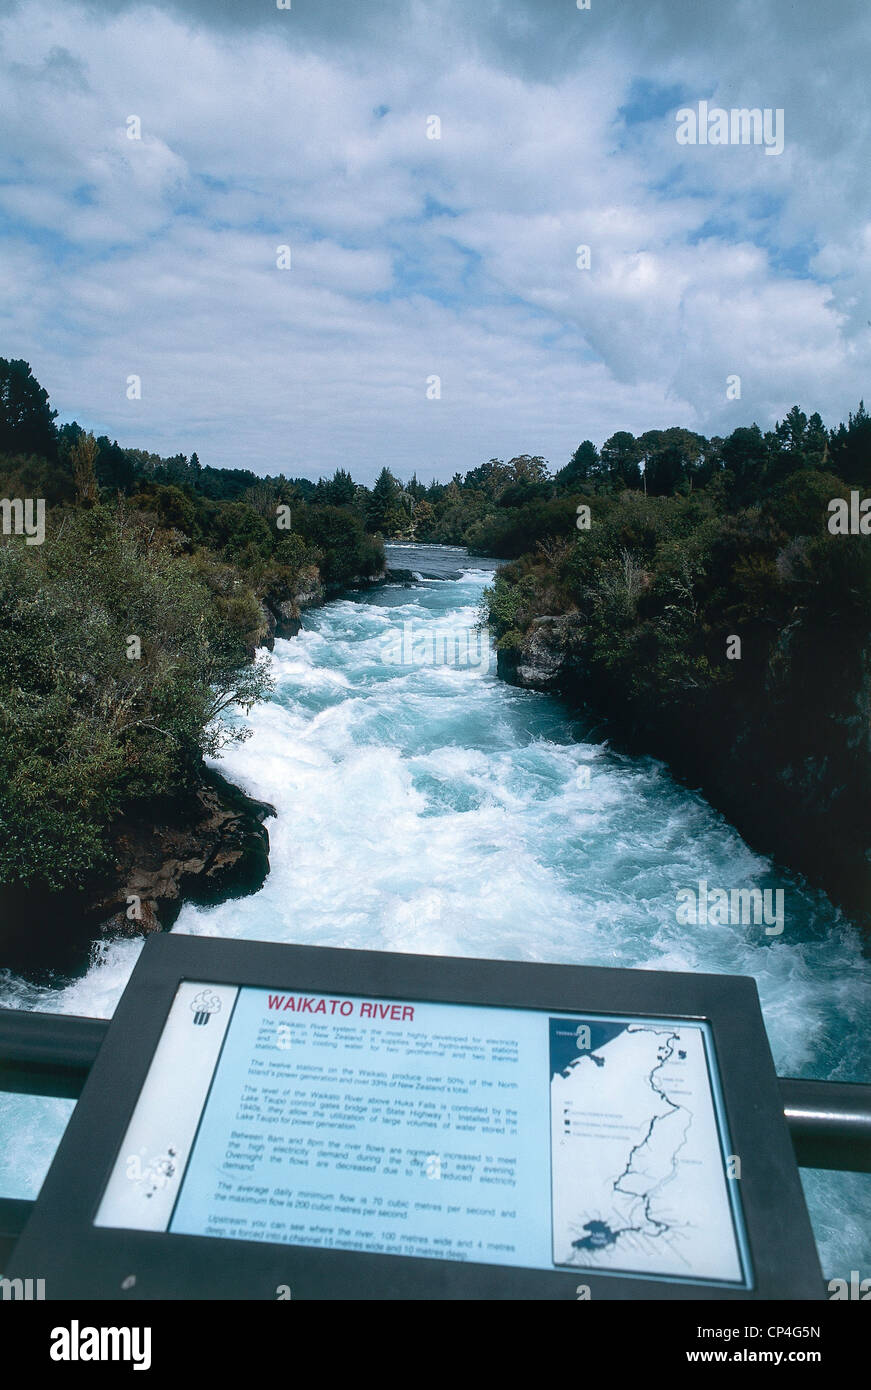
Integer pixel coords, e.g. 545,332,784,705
1,544,869,1282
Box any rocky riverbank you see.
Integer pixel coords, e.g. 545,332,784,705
256,564,390,650
0,767,276,980
258,571,326,647
1,563,400,982
497,612,871,928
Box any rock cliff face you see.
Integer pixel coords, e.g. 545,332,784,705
385,567,464,583
2,567,392,982
499,614,586,690
346,566,389,590
92,768,276,936
1,768,275,980
258,566,388,650
257,569,327,650
499,612,871,927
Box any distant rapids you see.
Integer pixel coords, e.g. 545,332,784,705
2,544,869,1279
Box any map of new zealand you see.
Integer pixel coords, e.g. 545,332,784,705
549,1017,746,1284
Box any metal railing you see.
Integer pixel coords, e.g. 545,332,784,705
2,1005,870,1259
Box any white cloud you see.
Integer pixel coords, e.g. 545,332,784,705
0,0,868,482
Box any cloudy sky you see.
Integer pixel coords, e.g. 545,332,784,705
1,0,869,484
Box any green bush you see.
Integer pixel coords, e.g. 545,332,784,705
297,505,384,588
0,504,273,890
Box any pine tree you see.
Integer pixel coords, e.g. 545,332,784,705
70,431,99,505
600,432,642,489
555,440,600,489
367,467,400,532
0,358,58,458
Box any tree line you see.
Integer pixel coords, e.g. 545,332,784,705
2,354,869,909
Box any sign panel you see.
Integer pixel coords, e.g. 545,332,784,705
6,935,824,1300
94,984,750,1287
548,1015,747,1283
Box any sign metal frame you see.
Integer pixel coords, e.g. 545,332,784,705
8,934,824,1300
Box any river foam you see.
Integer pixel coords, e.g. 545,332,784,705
2,546,869,1279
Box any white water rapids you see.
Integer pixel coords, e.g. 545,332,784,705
2,544,869,1281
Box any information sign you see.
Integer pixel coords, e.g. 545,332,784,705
7,935,823,1300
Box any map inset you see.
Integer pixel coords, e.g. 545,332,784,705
549,1017,745,1283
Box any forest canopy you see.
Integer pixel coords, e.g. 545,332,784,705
1,356,869,898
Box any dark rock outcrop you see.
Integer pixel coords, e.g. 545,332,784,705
294,574,327,608
385,567,463,583
0,768,276,981
94,768,276,935
503,614,586,691
265,597,303,640
500,610,871,927
262,570,326,642
258,601,277,651
343,565,388,590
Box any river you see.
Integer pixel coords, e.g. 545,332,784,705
2,543,870,1280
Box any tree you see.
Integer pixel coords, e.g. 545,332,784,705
367,467,401,533
463,459,512,500
640,428,705,496
804,413,828,469
719,424,769,503
830,401,871,487
412,497,435,537
600,432,642,489
0,504,272,891
299,505,384,586
209,501,273,562
507,455,550,486
95,436,136,493
384,499,411,537
69,431,99,505
769,405,811,486
776,405,808,454
245,480,279,519
325,468,357,506
129,483,199,542
0,358,58,459
555,440,600,490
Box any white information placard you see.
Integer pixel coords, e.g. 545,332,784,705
95,983,751,1286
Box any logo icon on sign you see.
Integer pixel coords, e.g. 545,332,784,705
191,989,222,1027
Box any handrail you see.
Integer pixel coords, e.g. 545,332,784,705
2,1007,871,1167
0,1008,109,1098
1,1005,870,1257
778,1076,871,1174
